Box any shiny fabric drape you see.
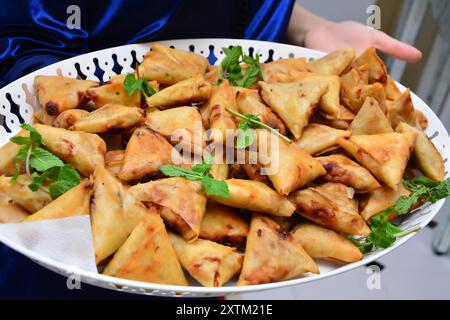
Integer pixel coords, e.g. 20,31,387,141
0,0,294,88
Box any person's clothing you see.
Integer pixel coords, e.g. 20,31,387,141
0,0,295,298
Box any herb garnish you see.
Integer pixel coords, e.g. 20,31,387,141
123,73,156,97
11,123,81,199
349,177,450,253
217,46,264,88
225,108,292,148
160,155,229,198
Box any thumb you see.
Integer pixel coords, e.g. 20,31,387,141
373,30,422,63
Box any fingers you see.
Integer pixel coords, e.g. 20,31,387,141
373,30,422,63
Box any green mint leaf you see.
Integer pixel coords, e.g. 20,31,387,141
29,147,64,172
123,73,141,96
141,80,156,97
20,123,43,146
236,128,255,149
221,46,242,72
347,236,374,254
48,165,81,199
202,175,229,198
12,145,30,181
10,136,30,145
237,63,261,88
28,170,52,192
160,165,203,181
192,162,212,176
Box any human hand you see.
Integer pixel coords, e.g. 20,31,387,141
304,20,422,63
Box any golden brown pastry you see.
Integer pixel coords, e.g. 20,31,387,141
387,89,421,129
291,222,363,263
145,106,205,155
0,130,28,176
290,182,370,236
25,179,91,222
307,48,355,75
235,88,286,135
338,132,417,189
199,201,249,248
202,79,237,144
104,150,124,178
352,47,387,83
168,232,243,287
128,177,206,242
295,123,351,155
87,74,159,108
1,175,51,213
119,127,184,182
34,124,106,176
396,122,445,181
145,76,212,110
259,80,328,139
138,43,209,85
0,176,30,222
91,165,148,263
238,215,319,286
384,76,402,100
360,183,410,221
317,154,380,193
70,104,144,133
255,129,326,194
262,57,307,83
103,208,188,286
53,109,89,129
208,179,296,217
34,75,98,115
349,97,393,135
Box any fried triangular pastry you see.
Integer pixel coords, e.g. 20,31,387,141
145,106,205,155
338,132,417,189
396,122,445,181
34,75,98,115
307,48,355,75
146,76,212,110
259,80,328,139
70,104,144,133
119,127,183,181
208,179,295,217
87,74,159,108
168,232,242,287
103,207,188,286
360,183,410,222
384,76,402,100
262,57,307,82
202,79,237,144
387,89,421,129
104,150,124,178
317,154,380,193
25,179,91,222
256,129,326,194
350,97,393,135
91,165,148,263
291,222,363,263
128,177,207,242
53,109,89,129
235,88,286,135
291,72,354,120
0,129,28,176
0,176,29,223
290,182,370,236
2,175,51,213
199,201,249,248
237,215,319,286
34,124,106,176
295,123,351,155
138,43,209,85
352,47,387,83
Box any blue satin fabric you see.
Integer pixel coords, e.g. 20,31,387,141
0,0,294,88
0,0,294,299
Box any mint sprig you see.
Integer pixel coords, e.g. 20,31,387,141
10,123,81,199
123,73,156,97
160,157,229,198
217,46,264,88
225,108,292,148
349,177,450,253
